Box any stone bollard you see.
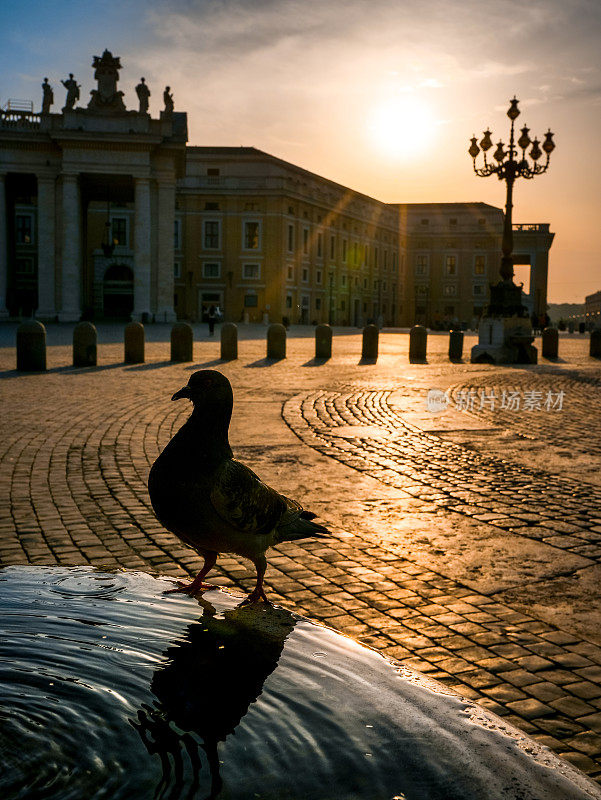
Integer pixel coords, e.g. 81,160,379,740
542,327,559,359
448,329,464,361
568,321,575,333
315,324,332,360
409,325,427,362
362,324,378,360
221,322,238,361
171,322,193,362
124,322,145,364
16,319,46,371
73,321,97,367
591,329,601,359
267,323,286,360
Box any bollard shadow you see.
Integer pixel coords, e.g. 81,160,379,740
409,357,428,365
0,362,125,379
302,357,329,367
124,360,173,371
541,356,566,363
131,597,297,800
244,357,281,368
449,357,463,364
184,359,225,370
358,356,378,365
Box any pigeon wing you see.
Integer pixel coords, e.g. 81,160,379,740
210,459,293,535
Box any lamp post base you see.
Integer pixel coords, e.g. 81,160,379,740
471,316,537,364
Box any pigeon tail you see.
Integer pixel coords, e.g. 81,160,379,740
275,514,331,544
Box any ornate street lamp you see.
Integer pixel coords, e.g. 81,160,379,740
101,197,116,257
468,97,555,316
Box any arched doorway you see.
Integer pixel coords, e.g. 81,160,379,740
103,263,133,319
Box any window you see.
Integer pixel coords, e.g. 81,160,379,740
243,221,260,249
302,268,309,282
393,252,398,269
111,217,127,247
303,228,309,255
16,257,34,273
204,202,220,211
342,239,347,262
415,255,428,275
365,245,369,266
204,220,220,249
287,264,293,280
478,218,486,227
353,242,358,265
244,294,258,307
420,218,429,226
383,250,388,268
443,284,457,296
15,214,33,244
207,168,219,176
317,232,323,258
288,206,294,214
203,262,220,278
445,256,457,276
174,261,181,279
174,219,181,250
341,274,347,286
287,224,294,253
330,235,336,260
286,295,292,309
449,218,457,226
474,255,486,275
473,284,485,296
340,299,346,311
374,248,379,268
316,298,322,310
316,270,322,284
243,263,260,279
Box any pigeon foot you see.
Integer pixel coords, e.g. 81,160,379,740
165,580,218,595
240,588,272,606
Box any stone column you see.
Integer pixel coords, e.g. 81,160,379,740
59,173,81,322
156,179,177,323
36,175,56,319
133,177,151,321
0,174,8,319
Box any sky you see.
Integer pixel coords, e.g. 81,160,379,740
1,0,600,303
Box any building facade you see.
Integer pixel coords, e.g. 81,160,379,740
585,290,601,328
0,53,554,328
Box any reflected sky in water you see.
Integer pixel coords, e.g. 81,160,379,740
1,566,599,800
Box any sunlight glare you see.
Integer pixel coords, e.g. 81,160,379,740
369,95,437,159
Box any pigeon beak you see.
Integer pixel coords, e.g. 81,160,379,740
171,386,192,401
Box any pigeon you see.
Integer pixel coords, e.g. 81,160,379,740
148,370,331,603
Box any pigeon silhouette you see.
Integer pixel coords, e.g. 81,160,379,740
148,370,331,602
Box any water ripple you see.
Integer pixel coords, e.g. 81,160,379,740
0,566,599,800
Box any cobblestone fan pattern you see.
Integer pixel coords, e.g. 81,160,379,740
283,388,601,779
1,373,601,781
446,371,601,457
283,388,601,561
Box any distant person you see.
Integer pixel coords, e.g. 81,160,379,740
208,304,216,336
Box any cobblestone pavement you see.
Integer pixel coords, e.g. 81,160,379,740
2,328,601,782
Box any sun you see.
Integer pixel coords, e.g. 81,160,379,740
368,94,437,159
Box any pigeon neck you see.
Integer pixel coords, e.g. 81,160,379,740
188,403,232,455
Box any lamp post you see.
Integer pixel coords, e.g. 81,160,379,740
468,97,555,316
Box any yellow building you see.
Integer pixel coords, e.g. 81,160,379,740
175,147,402,327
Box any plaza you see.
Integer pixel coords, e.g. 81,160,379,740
1,324,601,782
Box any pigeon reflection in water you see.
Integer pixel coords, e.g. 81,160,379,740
131,598,297,800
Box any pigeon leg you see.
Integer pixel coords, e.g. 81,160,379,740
166,551,218,594
242,555,271,605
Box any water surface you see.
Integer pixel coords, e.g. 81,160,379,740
1,566,599,800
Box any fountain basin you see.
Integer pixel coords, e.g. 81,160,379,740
0,566,599,800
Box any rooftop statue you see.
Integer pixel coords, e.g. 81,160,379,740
61,73,80,112
135,77,150,114
41,77,53,114
88,49,126,113
163,86,174,114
